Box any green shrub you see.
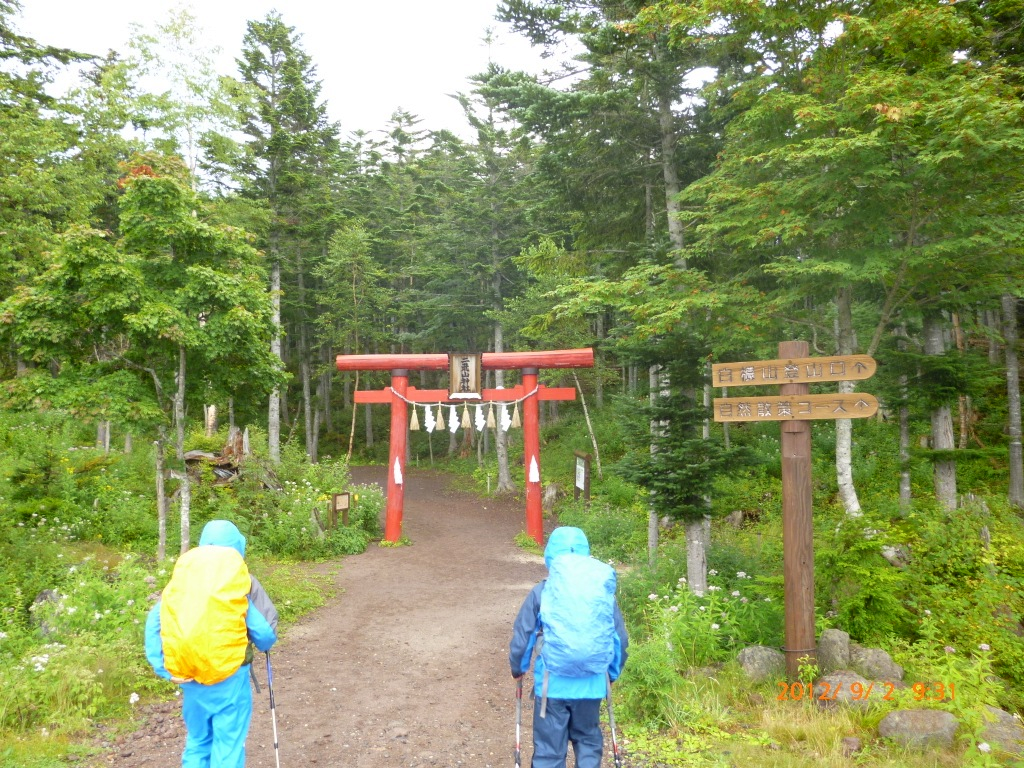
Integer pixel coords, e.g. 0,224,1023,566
556,499,647,564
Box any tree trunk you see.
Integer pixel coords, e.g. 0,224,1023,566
899,387,913,510
319,343,333,434
952,312,972,450
175,344,191,552
986,309,1001,364
346,371,360,463
573,372,603,480
897,325,912,510
657,87,684,265
174,345,187,463
154,437,167,562
494,323,515,493
268,256,282,464
301,339,314,461
1003,293,1023,509
179,472,191,555
924,313,958,510
686,518,709,596
835,286,862,516
96,421,111,454
648,365,667,567
298,253,315,462
311,408,321,464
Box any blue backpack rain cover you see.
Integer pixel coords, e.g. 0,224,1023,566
539,553,616,677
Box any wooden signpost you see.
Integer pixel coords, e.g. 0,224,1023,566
713,342,878,679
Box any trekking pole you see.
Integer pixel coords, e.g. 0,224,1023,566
266,652,281,768
606,674,623,768
514,677,523,768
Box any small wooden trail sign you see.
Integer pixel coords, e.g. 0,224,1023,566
712,354,876,387
713,393,879,422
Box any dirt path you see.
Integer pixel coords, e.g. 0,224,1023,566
97,467,550,767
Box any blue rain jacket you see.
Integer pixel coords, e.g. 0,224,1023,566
509,527,628,700
144,520,278,768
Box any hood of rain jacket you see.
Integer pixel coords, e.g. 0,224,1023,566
543,526,590,568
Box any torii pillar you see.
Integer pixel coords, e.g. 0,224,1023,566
335,349,594,544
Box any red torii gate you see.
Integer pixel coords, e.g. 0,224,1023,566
335,349,595,544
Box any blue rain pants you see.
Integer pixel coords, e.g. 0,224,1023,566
531,696,603,768
180,664,252,768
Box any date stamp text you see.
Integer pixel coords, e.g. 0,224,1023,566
777,681,956,702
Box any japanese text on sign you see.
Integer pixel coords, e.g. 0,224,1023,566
712,355,876,387
448,353,482,399
713,393,879,422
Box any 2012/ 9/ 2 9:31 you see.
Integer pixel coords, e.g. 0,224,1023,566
777,681,955,702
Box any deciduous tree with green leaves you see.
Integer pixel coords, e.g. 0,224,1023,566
1,154,281,556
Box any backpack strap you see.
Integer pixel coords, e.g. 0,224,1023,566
536,629,547,718
540,668,549,719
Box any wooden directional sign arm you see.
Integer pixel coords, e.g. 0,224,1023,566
712,354,876,387
713,393,879,422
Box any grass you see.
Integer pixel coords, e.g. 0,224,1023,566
621,673,994,767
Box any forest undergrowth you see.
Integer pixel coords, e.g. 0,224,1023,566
0,409,1022,767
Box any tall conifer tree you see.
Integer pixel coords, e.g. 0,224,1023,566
231,12,339,462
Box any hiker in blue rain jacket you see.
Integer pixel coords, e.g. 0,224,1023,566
145,520,278,768
509,526,629,768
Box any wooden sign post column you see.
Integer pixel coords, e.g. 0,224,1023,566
779,340,815,679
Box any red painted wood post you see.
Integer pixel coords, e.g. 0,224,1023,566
385,370,409,543
779,341,816,679
522,367,543,544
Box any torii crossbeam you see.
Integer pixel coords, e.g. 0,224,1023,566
336,349,595,544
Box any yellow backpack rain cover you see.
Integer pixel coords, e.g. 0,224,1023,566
160,545,251,685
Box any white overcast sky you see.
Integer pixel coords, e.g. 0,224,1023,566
13,1,560,138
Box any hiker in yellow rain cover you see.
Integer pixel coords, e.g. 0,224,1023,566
145,520,279,768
